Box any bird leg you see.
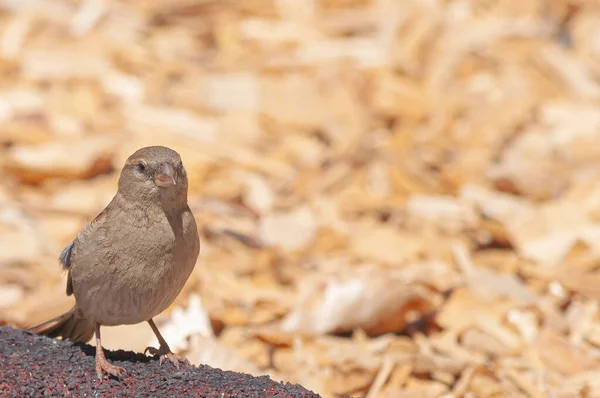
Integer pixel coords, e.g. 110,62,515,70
144,318,190,369
94,323,125,380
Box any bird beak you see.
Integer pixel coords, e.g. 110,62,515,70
154,163,177,188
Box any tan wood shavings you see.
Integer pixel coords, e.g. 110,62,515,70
565,297,598,345
281,267,434,336
453,243,538,305
350,222,425,265
506,309,540,345
4,0,600,396
404,194,479,234
0,284,23,310
398,378,449,397
389,260,461,293
430,330,487,367
502,368,547,398
445,365,477,398
535,45,600,100
0,13,32,60
6,136,117,185
559,271,600,300
536,328,600,377
461,328,513,358
69,0,107,37
259,206,317,251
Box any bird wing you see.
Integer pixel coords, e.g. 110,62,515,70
58,205,109,270
59,241,74,269
59,203,112,296
59,243,75,296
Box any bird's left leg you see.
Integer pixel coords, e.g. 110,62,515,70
95,323,126,379
144,318,190,368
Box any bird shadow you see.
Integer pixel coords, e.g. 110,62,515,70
73,341,156,365
22,329,194,382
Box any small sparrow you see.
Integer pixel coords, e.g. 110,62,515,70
29,146,200,380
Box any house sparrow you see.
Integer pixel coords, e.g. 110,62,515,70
28,146,200,380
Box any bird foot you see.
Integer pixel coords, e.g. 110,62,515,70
144,345,189,369
95,355,125,380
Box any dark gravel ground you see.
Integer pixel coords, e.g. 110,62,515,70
0,326,321,397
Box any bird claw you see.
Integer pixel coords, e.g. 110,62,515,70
144,345,189,369
96,356,125,380
143,346,159,356
161,352,189,369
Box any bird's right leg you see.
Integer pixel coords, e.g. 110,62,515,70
94,322,125,379
144,318,190,369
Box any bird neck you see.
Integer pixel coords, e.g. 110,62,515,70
158,187,188,213
114,189,188,222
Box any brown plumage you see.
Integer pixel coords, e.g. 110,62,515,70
28,146,200,380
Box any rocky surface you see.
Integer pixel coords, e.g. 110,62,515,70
0,326,320,398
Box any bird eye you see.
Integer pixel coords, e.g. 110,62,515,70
137,162,146,172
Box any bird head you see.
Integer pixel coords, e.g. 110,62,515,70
117,146,189,208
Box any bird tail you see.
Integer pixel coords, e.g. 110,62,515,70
28,307,94,343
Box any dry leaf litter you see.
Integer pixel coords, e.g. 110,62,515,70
1,0,600,397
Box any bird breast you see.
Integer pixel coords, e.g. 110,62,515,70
70,207,199,326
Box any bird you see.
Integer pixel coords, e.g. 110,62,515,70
28,145,201,380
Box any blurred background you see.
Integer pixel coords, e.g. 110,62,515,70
1,0,600,396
